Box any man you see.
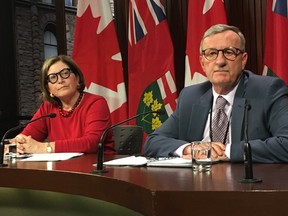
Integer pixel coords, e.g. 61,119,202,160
144,24,288,163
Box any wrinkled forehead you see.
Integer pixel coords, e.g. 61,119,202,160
47,61,69,75
202,30,242,49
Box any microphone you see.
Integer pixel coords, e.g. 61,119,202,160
92,110,165,174
0,113,57,167
239,103,262,183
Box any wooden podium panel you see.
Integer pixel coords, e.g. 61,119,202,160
0,154,288,216
0,187,142,216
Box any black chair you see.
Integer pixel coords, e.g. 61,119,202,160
112,125,143,155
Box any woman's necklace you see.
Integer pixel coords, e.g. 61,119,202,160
59,92,84,117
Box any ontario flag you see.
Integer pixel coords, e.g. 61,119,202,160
263,0,288,84
128,0,177,134
72,0,127,124
185,0,227,87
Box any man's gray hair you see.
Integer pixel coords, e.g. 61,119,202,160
199,24,246,54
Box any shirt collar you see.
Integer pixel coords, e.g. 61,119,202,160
212,82,239,106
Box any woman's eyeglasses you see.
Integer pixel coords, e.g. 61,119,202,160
47,68,72,84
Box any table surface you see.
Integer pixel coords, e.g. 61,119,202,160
1,154,288,216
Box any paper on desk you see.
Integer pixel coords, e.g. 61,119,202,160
103,156,148,166
103,156,193,167
147,157,192,167
20,153,83,162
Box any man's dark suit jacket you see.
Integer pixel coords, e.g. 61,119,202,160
144,70,288,163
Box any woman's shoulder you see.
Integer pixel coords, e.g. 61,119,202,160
84,92,106,101
82,92,109,108
81,92,110,113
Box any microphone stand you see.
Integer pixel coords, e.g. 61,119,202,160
0,113,56,167
91,110,164,174
0,126,21,167
239,104,262,183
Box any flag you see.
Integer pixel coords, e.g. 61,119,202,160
72,0,127,124
262,0,288,84
128,0,178,134
185,0,227,87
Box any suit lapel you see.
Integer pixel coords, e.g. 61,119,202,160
231,72,248,143
231,97,246,143
187,90,212,141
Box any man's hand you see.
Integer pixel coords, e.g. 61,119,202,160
182,142,227,161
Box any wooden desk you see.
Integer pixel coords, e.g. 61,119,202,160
0,154,287,216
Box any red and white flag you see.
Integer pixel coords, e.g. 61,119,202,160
128,0,178,134
72,0,127,124
185,0,227,87
262,0,288,84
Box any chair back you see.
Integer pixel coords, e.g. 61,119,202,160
112,125,143,155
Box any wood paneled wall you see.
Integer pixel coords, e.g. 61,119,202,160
113,0,267,92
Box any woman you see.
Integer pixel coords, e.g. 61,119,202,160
13,55,115,154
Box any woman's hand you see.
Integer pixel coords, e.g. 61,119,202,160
14,134,46,154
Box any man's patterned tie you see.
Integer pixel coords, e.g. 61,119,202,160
212,96,229,143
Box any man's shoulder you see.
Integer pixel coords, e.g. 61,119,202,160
181,81,211,95
246,70,280,81
245,70,285,86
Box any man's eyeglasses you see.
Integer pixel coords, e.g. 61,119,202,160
202,47,244,61
47,68,72,84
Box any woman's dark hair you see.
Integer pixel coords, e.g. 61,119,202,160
40,55,86,105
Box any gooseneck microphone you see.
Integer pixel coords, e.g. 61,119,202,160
0,113,57,167
239,104,262,183
92,110,165,174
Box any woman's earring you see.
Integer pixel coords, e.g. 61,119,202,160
50,93,54,98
